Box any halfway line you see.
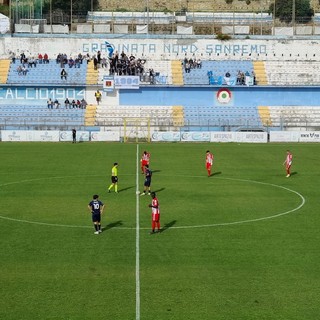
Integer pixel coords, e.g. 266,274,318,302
135,144,141,320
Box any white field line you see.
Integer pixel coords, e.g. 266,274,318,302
135,144,141,320
0,176,305,229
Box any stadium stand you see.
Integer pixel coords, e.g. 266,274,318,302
183,105,262,130
6,60,87,85
264,61,320,86
183,60,255,86
264,106,320,128
2,53,320,132
0,105,86,129
95,105,175,126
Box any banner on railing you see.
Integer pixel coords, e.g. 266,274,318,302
60,131,90,142
181,132,211,142
91,131,120,141
235,132,268,143
1,130,60,142
151,131,181,142
298,131,320,142
270,131,320,142
269,131,299,142
114,76,140,89
211,132,235,142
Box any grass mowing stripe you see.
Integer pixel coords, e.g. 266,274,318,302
136,144,141,320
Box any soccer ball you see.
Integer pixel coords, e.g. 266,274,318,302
136,191,140,195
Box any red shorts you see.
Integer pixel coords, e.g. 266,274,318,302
152,213,160,222
206,163,212,170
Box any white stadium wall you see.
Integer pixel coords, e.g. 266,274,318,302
1,37,320,61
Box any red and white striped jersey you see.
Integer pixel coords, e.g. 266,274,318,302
151,197,160,215
286,152,293,165
142,152,151,162
206,152,214,165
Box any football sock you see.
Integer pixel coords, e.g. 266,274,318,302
98,224,101,231
94,224,98,231
152,221,155,230
115,185,118,192
156,222,161,230
108,184,113,190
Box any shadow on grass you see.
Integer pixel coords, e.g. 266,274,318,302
118,186,135,193
210,171,222,177
103,220,122,231
152,187,165,193
151,169,161,173
160,220,177,233
290,172,298,176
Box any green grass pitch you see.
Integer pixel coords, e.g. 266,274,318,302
0,142,319,320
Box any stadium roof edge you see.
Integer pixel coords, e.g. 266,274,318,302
2,33,320,41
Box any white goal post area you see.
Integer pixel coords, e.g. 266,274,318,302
123,118,151,143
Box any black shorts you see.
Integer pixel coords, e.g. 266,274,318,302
92,213,101,223
144,178,151,187
111,176,118,183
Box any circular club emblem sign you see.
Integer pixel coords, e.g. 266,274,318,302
217,88,232,104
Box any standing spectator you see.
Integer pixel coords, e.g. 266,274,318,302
95,90,102,105
140,150,151,174
185,62,191,73
76,100,81,108
283,150,293,177
206,150,214,177
101,57,108,69
20,52,26,64
93,56,98,70
236,70,242,85
47,98,53,109
75,58,81,68
196,58,202,68
10,52,16,63
108,163,119,193
71,99,76,108
68,57,74,68
60,68,67,80
64,98,70,109
148,192,160,234
80,98,87,109
251,71,256,85
72,128,76,143
140,165,152,196
87,194,105,234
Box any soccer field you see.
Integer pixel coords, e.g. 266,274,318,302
0,142,319,320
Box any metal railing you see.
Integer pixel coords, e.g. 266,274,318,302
1,115,320,131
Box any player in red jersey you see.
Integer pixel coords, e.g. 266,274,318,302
206,150,214,177
283,150,293,177
140,150,151,174
148,192,160,234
